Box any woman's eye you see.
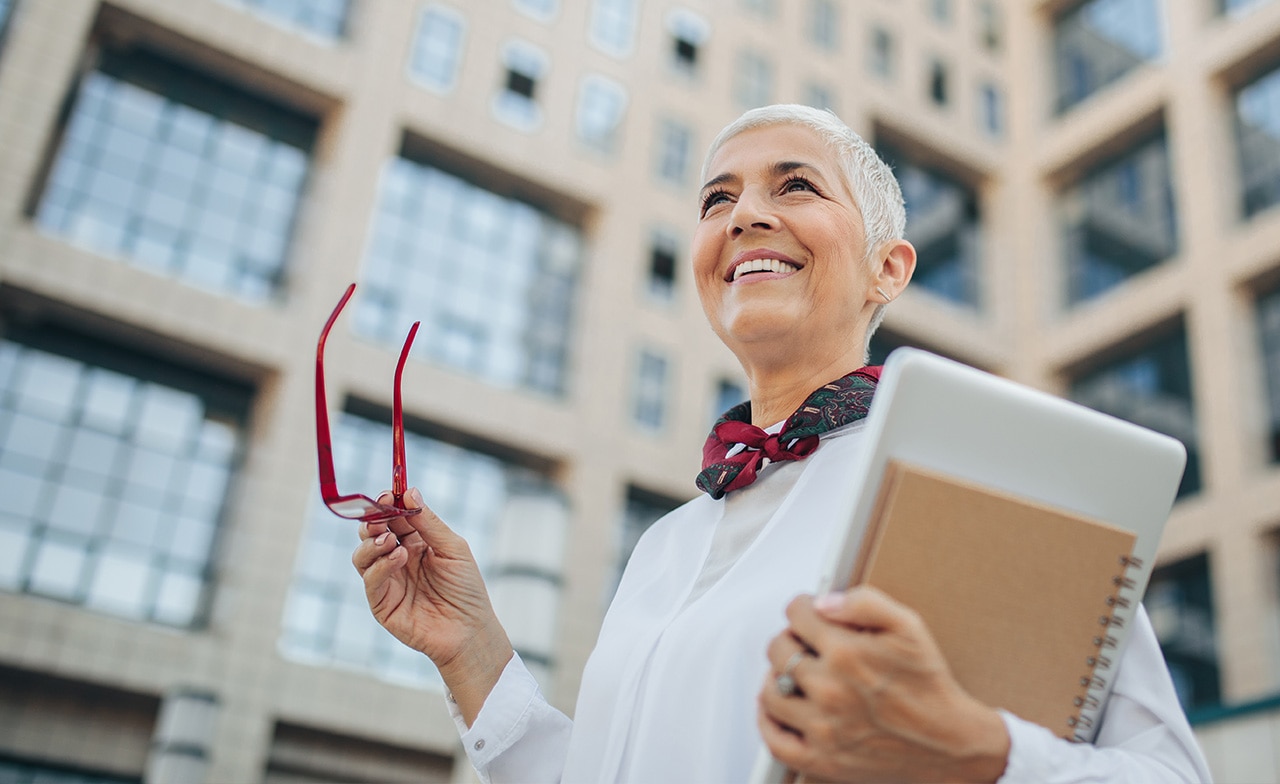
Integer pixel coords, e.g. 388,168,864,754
700,190,731,214
783,177,815,193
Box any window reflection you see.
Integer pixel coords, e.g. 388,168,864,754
576,74,627,153
656,118,694,185
1145,553,1221,712
280,411,559,687
1069,327,1200,498
1054,0,1162,113
409,5,466,92
633,350,670,431
611,487,682,600
36,47,315,304
1220,0,1272,15
0,330,249,626
877,143,982,308
217,0,349,39
1059,132,1177,304
359,155,581,394
1235,64,1280,218
589,0,638,57
1258,284,1280,462
735,51,774,110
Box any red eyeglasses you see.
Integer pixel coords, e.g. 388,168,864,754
315,283,422,522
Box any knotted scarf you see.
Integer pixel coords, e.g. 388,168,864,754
695,366,881,499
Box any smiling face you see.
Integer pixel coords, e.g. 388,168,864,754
692,123,882,374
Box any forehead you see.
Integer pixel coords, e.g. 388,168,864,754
704,124,846,187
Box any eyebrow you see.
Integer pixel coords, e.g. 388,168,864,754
699,161,822,193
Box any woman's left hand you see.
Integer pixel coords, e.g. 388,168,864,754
758,586,1010,783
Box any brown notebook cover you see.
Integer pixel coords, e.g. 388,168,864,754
848,461,1139,740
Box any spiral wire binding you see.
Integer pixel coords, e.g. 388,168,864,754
1070,554,1144,742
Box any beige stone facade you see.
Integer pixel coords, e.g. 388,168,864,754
1,0,1279,781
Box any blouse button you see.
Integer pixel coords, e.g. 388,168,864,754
474,739,486,751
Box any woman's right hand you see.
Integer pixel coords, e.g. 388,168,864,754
353,486,513,724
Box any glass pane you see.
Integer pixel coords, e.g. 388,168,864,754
1060,133,1177,305
1054,0,1163,112
1070,328,1200,497
0,334,245,628
1257,285,1280,462
36,49,315,303
878,143,982,308
358,156,581,394
1236,65,1280,218
280,412,557,686
85,547,152,619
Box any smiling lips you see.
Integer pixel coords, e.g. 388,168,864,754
730,257,800,282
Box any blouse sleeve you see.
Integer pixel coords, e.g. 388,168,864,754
447,652,574,784
996,606,1212,784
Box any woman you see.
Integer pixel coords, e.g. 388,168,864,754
352,105,1211,783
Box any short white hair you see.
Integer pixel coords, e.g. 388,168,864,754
700,104,907,350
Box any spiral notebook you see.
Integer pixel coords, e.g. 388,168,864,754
853,461,1139,739
750,348,1185,784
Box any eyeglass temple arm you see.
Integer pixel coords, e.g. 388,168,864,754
316,283,357,498
392,321,420,506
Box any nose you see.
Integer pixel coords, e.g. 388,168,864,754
729,187,776,237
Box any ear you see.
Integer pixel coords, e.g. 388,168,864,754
873,239,916,300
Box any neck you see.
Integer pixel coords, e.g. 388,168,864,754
743,351,868,427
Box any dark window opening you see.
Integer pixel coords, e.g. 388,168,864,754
506,68,537,100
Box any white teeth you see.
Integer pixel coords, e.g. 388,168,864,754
732,258,798,281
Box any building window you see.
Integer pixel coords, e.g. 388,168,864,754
1258,284,1280,462
1053,0,1163,113
1059,132,1177,305
928,59,950,106
360,154,581,394
878,143,982,308
870,27,895,79
978,1,1002,51
0,758,138,784
36,46,314,304
1069,326,1200,498
218,0,349,40
808,0,839,51
1145,553,1221,712
666,8,709,76
633,350,670,431
513,0,558,22
0,325,249,628
493,39,547,130
1221,0,1270,15
589,0,638,58
408,5,466,92
655,118,693,185
647,229,679,302
979,82,1004,137
575,74,627,154
804,82,837,114
0,0,14,50
742,0,775,15
735,51,774,110
1235,64,1280,218
711,378,746,424
280,410,558,686
611,487,682,597
928,0,952,24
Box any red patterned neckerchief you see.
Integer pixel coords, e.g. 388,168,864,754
695,366,882,500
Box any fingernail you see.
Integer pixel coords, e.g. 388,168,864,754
410,487,424,505
814,593,844,612
375,532,389,546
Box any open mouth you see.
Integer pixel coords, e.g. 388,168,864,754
730,258,800,282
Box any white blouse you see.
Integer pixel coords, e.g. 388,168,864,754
448,423,1212,783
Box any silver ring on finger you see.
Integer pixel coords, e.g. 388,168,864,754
775,650,806,697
